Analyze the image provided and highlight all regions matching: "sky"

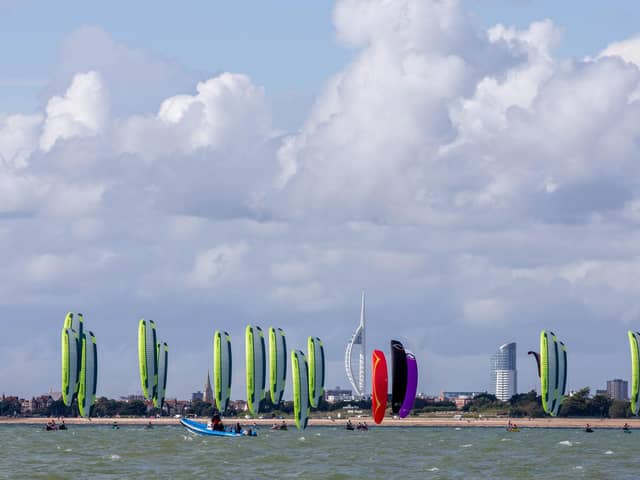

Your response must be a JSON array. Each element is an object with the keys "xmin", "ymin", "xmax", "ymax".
[{"xmin": 2, "ymin": 0, "xmax": 640, "ymax": 401}]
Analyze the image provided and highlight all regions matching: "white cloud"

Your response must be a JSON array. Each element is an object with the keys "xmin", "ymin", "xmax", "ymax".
[
  {"xmin": 40, "ymin": 71, "xmax": 109, "ymax": 151},
  {"xmin": 3, "ymin": 3, "xmax": 640, "ymax": 398},
  {"xmin": 0, "ymin": 113, "xmax": 43, "ymax": 168},
  {"xmin": 599, "ymin": 34, "xmax": 640, "ymax": 67},
  {"xmin": 117, "ymin": 73, "xmax": 269, "ymax": 160},
  {"xmin": 186, "ymin": 243, "xmax": 248, "ymax": 288}
]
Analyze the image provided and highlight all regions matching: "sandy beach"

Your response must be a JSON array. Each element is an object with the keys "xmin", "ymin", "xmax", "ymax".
[{"xmin": 2, "ymin": 416, "xmax": 637, "ymax": 429}]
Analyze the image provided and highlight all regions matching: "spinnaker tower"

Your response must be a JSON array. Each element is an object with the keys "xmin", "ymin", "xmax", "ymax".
[{"xmin": 345, "ymin": 292, "xmax": 366, "ymax": 398}]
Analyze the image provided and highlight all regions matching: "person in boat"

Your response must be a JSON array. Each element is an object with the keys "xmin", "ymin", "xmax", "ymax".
[
  {"xmin": 235, "ymin": 422, "xmax": 242, "ymax": 434},
  {"xmin": 59, "ymin": 420, "xmax": 67, "ymax": 430},
  {"xmin": 280, "ymin": 420, "xmax": 287, "ymax": 430},
  {"xmin": 112, "ymin": 421, "xmax": 119, "ymax": 429},
  {"xmin": 145, "ymin": 421, "xmax": 153, "ymax": 429},
  {"xmin": 208, "ymin": 413, "xmax": 224, "ymax": 431},
  {"xmin": 346, "ymin": 419, "xmax": 354, "ymax": 430}
]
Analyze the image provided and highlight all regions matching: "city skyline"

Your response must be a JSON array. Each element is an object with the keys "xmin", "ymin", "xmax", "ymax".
[{"xmin": 2, "ymin": 1, "xmax": 640, "ymax": 399}]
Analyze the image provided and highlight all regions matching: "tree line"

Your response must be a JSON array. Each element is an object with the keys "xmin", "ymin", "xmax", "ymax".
[{"xmin": 464, "ymin": 388, "xmax": 632, "ymax": 418}]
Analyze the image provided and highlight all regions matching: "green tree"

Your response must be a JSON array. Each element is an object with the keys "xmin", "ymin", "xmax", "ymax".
[
  {"xmin": 0, "ymin": 398, "xmax": 21, "ymax": 416},
  {"xmin": 559, "ymin": 387, "xmax": 590, "ymax": 416},
  {"xmin": 119, "ymin": 400, "xmax": 147, "ymax": 416},
  {"xmin": 609, "ymin": 400, "xmax": 631, "ymax": 418},
  {"xmin": 589, "ymin": 394, "xmax": 611, "ymax": 417}
]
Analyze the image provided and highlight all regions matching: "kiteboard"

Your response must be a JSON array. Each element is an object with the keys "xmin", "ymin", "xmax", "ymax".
[{"xmin": 179, "ymin": 418, "xmax": 256, "ymax": 437}]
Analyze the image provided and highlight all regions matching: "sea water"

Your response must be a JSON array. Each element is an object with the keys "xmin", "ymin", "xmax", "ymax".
[{"xmin": 0, "ymin": 425, "xmax": 636, "ymax": 479}]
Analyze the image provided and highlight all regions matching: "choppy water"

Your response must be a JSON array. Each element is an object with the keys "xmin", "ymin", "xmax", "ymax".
[{"xmin": 0, "ymin": 424, "xmax": 637, "ymax": 479}]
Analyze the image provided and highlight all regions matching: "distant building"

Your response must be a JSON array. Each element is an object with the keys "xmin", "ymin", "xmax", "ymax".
[
  {"xmin": 438, "ymin": 392, "xmax": 484, "ymax": 410},
  {"xmin": 490, "ymin": 342, "xmax": 517, "ymax": 401},
  {"xmin": 119, "ymin": 394, "xmax": 145, "ymax": 402},
  {"xmin": 20, "ymin": 399, "xmax": 32, "ymax": 413},
  {"xmin": 203, "ymin": 371, "xmax": 213, "ymax": 404},
  {"xmin": 192, "ymin": 391, "xmax": 203, "ymax": 402},
  {"xmin": 607, "ymin": 379, "xmax": 628, "ymax": 401},
  {"xmin": 324, "ymin": 387, "xmax": 353, "ymax": 403},
  {"xmin": 229, "ymin": 399, "xmax": 247, "ymax": 411},
  {"xmin": 595, "ymin": 389, "xmax": 608, "ymax": 397},
  {"xmin": 439, "ymin": 391, "xmax": 485, "ymax": 401}
]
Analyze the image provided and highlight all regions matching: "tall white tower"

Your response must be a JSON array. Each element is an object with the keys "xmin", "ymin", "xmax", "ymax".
[
  {"xmin": 345, "ymin": 292, "xmax": 366, "ymax": 398},
  {"xmin": 490, "ymin": 342, "xmax": 517, "ymax": 401}
]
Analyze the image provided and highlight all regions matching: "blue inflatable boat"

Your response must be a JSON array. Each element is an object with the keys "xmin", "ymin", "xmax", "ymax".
[{"xmin": 179, "ymin": 418, "xmax": 256, "ymax": 437}]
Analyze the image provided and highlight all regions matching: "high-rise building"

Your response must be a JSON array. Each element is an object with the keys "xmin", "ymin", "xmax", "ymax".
[
  {"xmin": 203, "ymin": 371, "xmax": 213, "ymax": 403},
  {"xmin": 490, "ymin": 342, "xmax": 517, "ymax": 401},
  {"xmin": 345, "ymin": 292, "xmax": 366, "ymax": 398},
  {"xmin": 191, "ymin": 391, "xmax": 203, "ymax": 402},
  {"xmin": 606, "ymin": 379, "xmax": 628, "ymax": 400}
]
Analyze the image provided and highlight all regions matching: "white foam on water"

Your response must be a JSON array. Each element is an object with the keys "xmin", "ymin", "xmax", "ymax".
[
  {"xmin": 182, "ymin": 435, "xmax": 193, "ymax": 441},
  {"xmin": 427, "ymin": 467, "xmax": 439, "ymax": 472},
  {"xmin": 454, "ymin": 427, "xmax": 461, "ymax": 431},
  {"xmin": 604, "ymin": 451, "xmax": 614, "ymax": 455},
  {"xmin": 316, "ymin": 433, "xmax": 321, "ymax": 436},
  {"xmin": 574, "ymin": 466, "xmax": 583, "ymax": 470},
  {"xmin": 299, "ymin": 437, "xmax": 306, "ymax": 441},
  {"xmin": 65, "ymin": 448, "xmax": 72, "ymax": 452},
  {"xmin": 500, "ymin": 438, "xmax": 510, "ymax": 442},
  {"xmin": 460, "ymin": 444, "xmax": 472, "ymax": 448},
  {"xmin": 110, "ymin": 455, "xmax": 121, "ymax": 460},
  {"xmin": 558, "ymin": 440, "xmax": 572, "ymax": 446}
]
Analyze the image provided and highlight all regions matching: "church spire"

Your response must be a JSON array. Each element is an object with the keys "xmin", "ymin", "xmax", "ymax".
[{"xmin": 203, "ymin": 370, "xmax": 213, "ymax": 403}]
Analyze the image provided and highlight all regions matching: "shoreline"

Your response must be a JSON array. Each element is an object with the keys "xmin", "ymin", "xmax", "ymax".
[{"xmin": 2, "ymin": 416, "xmax": 637, "ymax": 429}]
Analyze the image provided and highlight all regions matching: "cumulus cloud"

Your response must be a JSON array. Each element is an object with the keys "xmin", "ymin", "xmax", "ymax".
[
  {"xmin": 117, "ymin": 73, "xmax": 269, "ymax": 160},
  {"xmin": 40, "ymin": 71, "xmax": 109, "ymax": 152},
  {"xmin": 3, "ymin": 2, "xmax": 640, "ymax": 398},
  {"xmin": 599, "ymin": 34, "xmax": 640, "ymax": 66}
]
